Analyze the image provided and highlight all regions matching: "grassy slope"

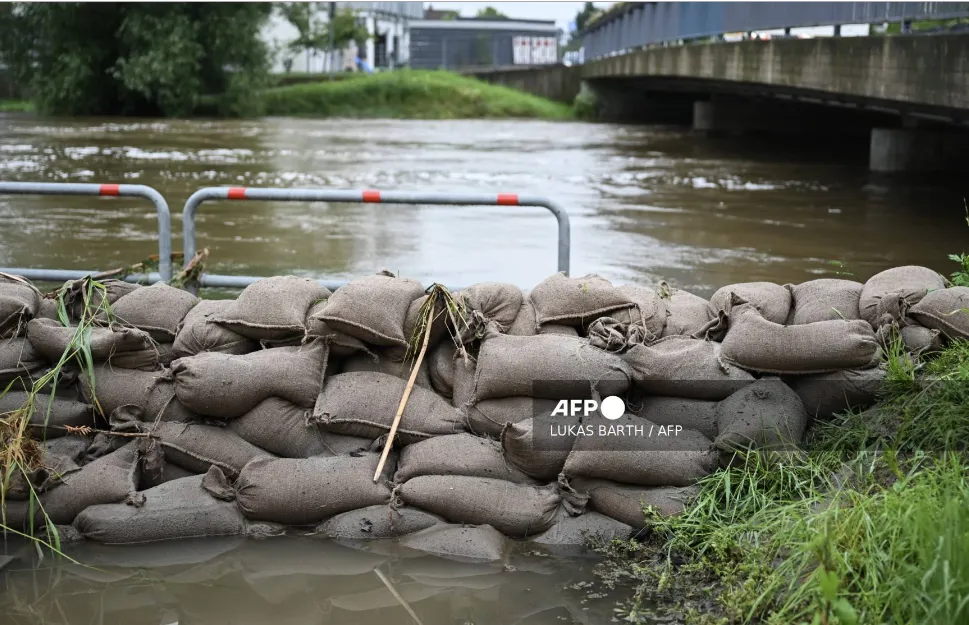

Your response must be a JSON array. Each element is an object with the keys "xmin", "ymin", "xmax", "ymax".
[
  {"xmin": 0, "ymin": 100, "xmax": 32, "ymax": 113},
  {"xmin": 262, "ymin": 70, "xmax": 574, "ymax": 120}
]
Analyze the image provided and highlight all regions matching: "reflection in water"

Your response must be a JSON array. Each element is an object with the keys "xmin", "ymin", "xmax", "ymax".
[{"xmin": 1, "ymin": 114, "xmax": 967, "ymax": 296}]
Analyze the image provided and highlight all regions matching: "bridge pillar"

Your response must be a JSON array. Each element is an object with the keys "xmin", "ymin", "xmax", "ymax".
[
  {"xmin": 693, "ymin": 99, "xmax": 797, "ymax": 135},
  {"xmin": 869, "ymin": 128, "xmax": 969, "ymax": 173}
]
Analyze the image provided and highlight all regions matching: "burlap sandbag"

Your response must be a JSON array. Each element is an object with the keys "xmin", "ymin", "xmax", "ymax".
[
  {"xmin": 501, "ymin": 412, "xmax": 582, "ymax": 482},
  {"xmin": 529, "ymin": 510, "xmax": 632, "ymax": 548},
  {"xmin": 311, "ymin": 273, "xmax": 424, "ymax": 348},
  {"xmin": 4, "ymin": 446, "xmax": 79, "ymax": 500},
  {"xmin": 236, "ymin": 454, "xmax": 392, "ymax": 525},
  {"xmin": 875, "ymin": 322, "xmax": 943, "ymax": 355},
  {"xmin": 341, "ymin": 348, "xmax": 432, "ymax": 390},
  {"xmin": 506, "ymin": 293, "xmax": 538, "ymax": 336},
  {"xmin": 61, "ymin": 278, "xmax": 139, "ymax": 322},
  {"xmin": 141, "ymin": 461, "xmax": 198, "ymax": 490},
  {"xmin": 106, "ymin": 283, "xmax": 199, "ymax": 342},
  {"xmin": 530, "ymin": 273, "xmax": 635, "ymax": 327},
  {"xmin": 0, "ymin": 391, "xmax": 94, "ymax": 439},
  {"xmin": 228, "ymin": 397, "xmax": 328, "ymax": 458},
  {"xmin": 80, "ymin": 363, "xmax": 196, "ymax": 422},
  {"xmin": 304, "ymin": 301, "xmax": 371, "ymax": 358},
  {"xmin": 314, "ymin": 372, "xmax": 465, "ymax": 443},
  {"xmin": 172, "ymin": 339, "xmax": 327, "ymax": 419},
  {"xmin": 859, "ymin": 265, "xmax": 944, "ymax": 326},
  {"xmin": 709, "ymin": 281, "xmax": 791, "ymax": 325},
  {"xmin": 0, "ymin": 337, "xmax": 46, "ymax": 387},
  {"xmin": 623, "ymin": 337, "xmax": 754, "ymax": 401},
  {"xmin": 399, "ymin": 523, "xmax": 510, "ymax": 562},
  {"xmin": 714, "ymin": 379, "xmax": 808, "ymax": 452},
  {"xmin": 608, "ymin": 284, "xmax": 667, "ymax": 340},
  {"xmin": 396, "ymin": 475, "xmax": 561, "ymax": 537},
  {"xmin": 720, "ymin": 304, "xmax": 879, "ymax": 374},
  {"xmin": 632, "ymin": 396, "xmax": 718, "ymax": 439},
  {"xmin": 0, "ymin": 274, "xmax": 41, "ymax": 338},
  {"xmin": 788, "ymin": 279, "xmax": 863, "ymax": 324},
  {"xmin": 451, "ymin": 350, "xmax": 476, "ymax": 408},
  {"xmin": 658, "ymin": 284, "xmax": 716, "ymax": 338},
  {"xmin": 473, "ymin": 332, "xmax": 632, "ymax": 401},
  {"xmin": 451, "ymin": 282, "xmax": 523, "ymax": 341},
  {"xmin": 212, "ymin": 276, "xmax": 330, "ymax": 341},
  {"xmin": 145, "ymin": 420, "xmax": 274, "ymax": 479},
  {"xmin": 35, "ymin": 297, "xmax": 60, "ymax": 321},
  {"xmin": 428, "ymin": 341, "xmax": 456, "ymax": 398},
  {"xmin": 569, "ymin": 477, "xmax": 698, "ymax": 527},
  {"xmin": 395, "ymin": 433, "xmax": 536, "ymax": 484},
  {"xmin": 75, "ymin": 468, "xmax": 245, "ymax": 544},
  {"xmin": 540, "ymin": 324, "xmax": 579, "ymax": 336},
  {"xmin": 563, "ymin": 414, "xmax": 717, "ymax": 487},
  {"xmin": 27, "ymin": 318, "xmax": 158, "ymax": 370},
  {"xmin": 172, "ymin": 299, "xmax": 258, "ymax": 358},
  {"xmin": 785, "ymin": 365, "xmax": 885, "ymax": 422},
  {"xmin": 314, "ymin": 505, "xmax": 443, "ymax": 540},
  {"xmin": 464, "ymin": 397, "xmax": 558, "ymax": 438},
  {"xmin": 909, "ymin": 286, "xmax": 969, "ymax": 341},
  {"xmin": 43, "ymin": 435, "xmax": 93, "ymax": 463}
]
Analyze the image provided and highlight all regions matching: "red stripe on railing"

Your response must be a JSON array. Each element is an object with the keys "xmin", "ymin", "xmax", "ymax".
[
  {"xmin": 362, "ymin": 190, "xmax": 381, "ymax": 203},
  {"xmin": 497, "ymin": 194, "xmax": 519, "ymax": 206},
  {"xmin": 227, "ymin": 187, "xmax": 247, "ymax": 200},
  {"xmin": 99, "ymin": 184, "xmax": 120, "ymax": 196}
]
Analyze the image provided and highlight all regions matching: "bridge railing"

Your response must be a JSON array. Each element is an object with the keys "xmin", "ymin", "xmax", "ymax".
[{"xmin": 581, "ymin": 2, "xmax": 969, "ymax": 61}]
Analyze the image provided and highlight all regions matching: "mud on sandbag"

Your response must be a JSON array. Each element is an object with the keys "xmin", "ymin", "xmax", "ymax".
[
  {"xmin": 235, "ymin": 453, "xmax": 393, "ymax": 525},
  {"xmin": 104, "ymin": 282, "xmax": 199, "ymax": 342},
  {"xmin": 311, "ymin": 272, "xmax": 424, "ymax": 348},
  {"xmin": 0, "ymin": 391, "xmax": 94, "ymax": 439},
  {"xmin": 228, "ymin": 397, "xmax": 330, "ymax": 458},
  {"xmin": 463, "ymin": 396, "xmax": 558, "ymax": 438},
  {"xmin": 709, "ymin": 281, "xmax": 792, "ymax": 325},
  {"xmin": 568, "ymin": 477, "xmax": 699, "ymax": 528},
  {"xmin": 314, "ymin": 504, "xmax": 443, "ymax": 541},
  {"xmin": 658, "ymin": 283, "xmax": 716, "ymax": 338},
  {"xmin": 909, "ymin": 286, "xmax": 969, "ymax": 341},
  {"xmin": 172, "ymin": 299, "xmax": 258, "ymax": 358},
  {"xmin": 788, "ymin": 279, "xmax": 863, "ymax": 324},
  {"xmin": 0, "ymin": 273, "xmax": 41, "ymax": 338},
  {"xmin": 172, "ymin": 338, "xmax": 327, "ymax": 419},
  {"xmin": 0, "ymin": 337, "xmax": 46, "ymax": 387},
  {"xmin": 859, "ymin": 265, "xmax": 945, "ymax": 327},
  {"xmin": 714, "ymin": 379, "xmax": 808, "ymax": 453},
  {"xmin": 501, "ymin": 412, "xmax": 582, "ymax": 482},
  {"xmin": 212, "ymin": 276, "xmax": 330, "ymax": 341},
  {"xmin": 340, "ymin": 348, "xmax": 432, "ymax": 390},
  {"xmin": 314, "ymin": 372, "xmax": 465, "ymax": 443},
  {"xmin": 27, "ymin": 318, "xmax": 159, "ymax": 371},
  {"xmin": 630, "ymin": 396, "xmax": 718, "ymax": 440},
  {"xmin": 623, "ymin": 336, "xmax": 754, "ymax": 401},
  {"xmin": 398, "ymin": 524, "xmax": 510, "ymax": 562},
  {"xmin": 396, "ymin": 475, "xmax": 562, "ymax": 537},
  {"xmin": 720, "ymin": 303, "xmax": 879, "ymax": 374},
  {"xmin": 529, "ymin": 273, "xmax": 635, "ymax": 328},
  {"xmin": 395, "ymin": 433, "xmax": 536, "ymax": 484},
  {"xmin": 80, "ymin": 363, "xmax": 196, "ymax": 422},
  {"xmin": 784, "ymin": 365, "xmax": 885, "ymax": 422},
  {"xmin": 529, "ymin": 510, "xmax": 633, "ymax": 548}
]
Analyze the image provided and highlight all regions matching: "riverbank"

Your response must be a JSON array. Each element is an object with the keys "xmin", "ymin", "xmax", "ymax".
[{"xmin": 0, "ymin": 100, "xmax": 32, "ymax": 113}]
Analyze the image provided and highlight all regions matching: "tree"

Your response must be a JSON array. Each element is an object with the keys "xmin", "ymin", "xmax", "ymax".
[
  {"xmin": 326, "ymin": 7, "xmax": 370, "ymax": 50},
  {"xmin": 475, "ymin": 7, "xmax": 507, "ymax": 19},
  {"xmin": 564, "ymin": 2, "xmax": 600, "ymax": 52},
  {"xmin": 279, "ymin": 2, "xmax": 327, "ymax": 71}
]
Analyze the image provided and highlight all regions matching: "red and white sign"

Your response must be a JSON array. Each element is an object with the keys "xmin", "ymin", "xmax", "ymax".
[{"xmin": 512, "ymin": 36, "xmax": 557, "ymax": 65}]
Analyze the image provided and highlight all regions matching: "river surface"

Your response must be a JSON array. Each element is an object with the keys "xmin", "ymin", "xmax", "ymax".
[{"xmin": 1, "ymin": 114, "xmax": 967, "ymax": 296}]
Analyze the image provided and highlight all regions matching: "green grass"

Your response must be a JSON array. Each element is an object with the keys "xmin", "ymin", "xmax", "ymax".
[
  {"xmin": 262, "ymin": 70, "xmax": 574, "ymax": 120},
  {"xmin": 0, "ymin": 100, "xmax": 32, "ymax": 113}
]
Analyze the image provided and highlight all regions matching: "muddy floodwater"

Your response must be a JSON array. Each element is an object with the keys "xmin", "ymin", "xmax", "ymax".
[{"xmin": 1, "ymin": 114, "xmax": 967, "ymax": 295}]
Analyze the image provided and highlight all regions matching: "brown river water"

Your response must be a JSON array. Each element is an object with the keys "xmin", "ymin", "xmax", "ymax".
[{"xmin": 1, "ymin": 113, "xmax": 967, "ymax": 624}]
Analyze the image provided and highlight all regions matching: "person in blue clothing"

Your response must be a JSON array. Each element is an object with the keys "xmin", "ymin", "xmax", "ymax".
[{"xmin": 355, "ymin": 56, "xmax": 374, "ymax": 73}]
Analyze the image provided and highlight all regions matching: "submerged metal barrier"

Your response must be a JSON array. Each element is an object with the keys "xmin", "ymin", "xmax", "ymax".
[
  {"xmin": 0, "ymin": 182, "xmax": 173, "ymax": 282},
  {"xmin": 182, "ymin": 186, "xmax": 571, "ymax": 289}
]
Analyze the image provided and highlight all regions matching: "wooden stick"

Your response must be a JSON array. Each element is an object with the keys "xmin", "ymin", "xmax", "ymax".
[
  {"xmin": 374, "ymin": 568, "xmax": 425, "ymax": 625},
  {"xmin": 373, "ymin": 291, "xmax": 436, "ymax": 482}
]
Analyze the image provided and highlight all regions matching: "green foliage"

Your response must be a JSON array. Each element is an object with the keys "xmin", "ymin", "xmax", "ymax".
[
  {"xmin": 948, "ymin": 254, "xmax": 969, "ymax": 287},
  {"xmin": 476, "ymin": 7, "xmax": 508, "ymax": 19},
  {"xmin": 573, "ymin": 87, "xmax": 597, "ymax": 120},
  {"xmin": 0, "ymin": 3, "xmax": 272, "ymax": 117},
  {"xmin": 0, "ymin": 100, "xmax": 32, "ymax": 112},
  {"xmin": 574, "ymin": 2, "xmax": 599, "ymax": 32}
]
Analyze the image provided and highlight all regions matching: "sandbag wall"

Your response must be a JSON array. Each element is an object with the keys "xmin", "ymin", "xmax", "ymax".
[{"xmin": 1, "ymin": 266, "xmax": 963, "ymax": 550}]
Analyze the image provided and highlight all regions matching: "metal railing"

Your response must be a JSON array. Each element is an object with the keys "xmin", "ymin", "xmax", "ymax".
[
  {"xmin": 182, "ymin": 186, "xmax": 571, "ymax": 289},
  {"xmin": 581, "ymin": 2, "xmax": 969, "ymax": 60},
  {"xmin": 0, "ymin": 182, "xmax": 173, "ymax": 283}
]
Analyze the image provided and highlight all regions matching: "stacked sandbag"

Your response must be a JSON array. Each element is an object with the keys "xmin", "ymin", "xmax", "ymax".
[
  {"xmin": 658, "ymin": 282, "xmax": 716, "ymax": 338},
  {"xmin": 0, "ymin": 391, "xmax": 94, "ymax": 439},
  {"xmin": 568, "ymin": 478, "xmax": 699, "ymax": 528},
  {"xmin": 104, "ymin": 282, "xmax": 199, "ymax": 342},
  {"xmin": 0, "ymin": 336, "xmax": 47, "ymax": 389},
  {"xmin": 623, "ymin": 336, "xmax": 754, "ymax": 401},
  {"xmin": 709, "ymin": 281, "xmax": 792, "ymax": 325},
  {"xmin": 909, "ymin": 286, "xmax": 969, "ymax": 341},
  {"xmin": 859, "ymin": 265, "xmax": 944, "ymax": 327},
  {"xmin": 27, "ymin": 318, "xmax": 160, "ymax": 371},
  {"xmin": 714, "ymin": 379, "xmax": 808, "ymax": 453},
  {"xmin": 212, "ymin": 275, "xmax": 330, "ymax": 341},
  {"xmin": 788, "ymin": 279, "xmax": 863, "ymax": 324},
  {"xmin": 60, "ymin": 278, "xmax": 139, "ymax": 322},
  {"xmin": 172, "ymin": 299, "xmax": 258, "ymax": 357},
  {"xmin": 529, "ymin": 273, "xmax": 636, "ymax": 329},
  {"xmin": 0, "ymin": 273, "xmax": 41, "ymax": 338}
]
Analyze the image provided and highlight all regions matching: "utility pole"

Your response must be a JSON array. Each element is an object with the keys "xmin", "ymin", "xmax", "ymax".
[{"xmin": 328, "ymin": 2, "xmax": 336, "ymax": 79}]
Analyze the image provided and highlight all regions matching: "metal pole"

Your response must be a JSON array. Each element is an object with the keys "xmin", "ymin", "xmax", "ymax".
[{"xmin": 328, "ymin": 2, "xmax": 336, "ymax": 79}]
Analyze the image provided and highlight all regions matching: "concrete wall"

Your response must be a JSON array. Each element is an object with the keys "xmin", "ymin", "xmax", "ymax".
[{"xmin": 463, "ymin": 65, "xmax": 582, "ymax": 104}]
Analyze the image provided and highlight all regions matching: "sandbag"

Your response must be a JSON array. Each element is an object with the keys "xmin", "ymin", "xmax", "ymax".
[
  {"xmin": 473, "ymin": 332, "xmax": 632, "ymax": 401},
  {"xmin": 788, "ymin": 279, "xmax": 863, "ymax": 324},
  {"xmin": 314, "ymin": 505, "xmax": 442, "ymax": 540},
  {"xmin": 540, "ymin": 324, "xmax": 579, "ymax": 336},
  {"xmin": 142, "ymin": 419, "xmax": 274, "ymax": 479},
  {"xmin": 341, "ymin": 348, "xmax": 432, "ymax": 390},
  {"xmin": 304, "ymin": 301, "xmax": 371, "ymax": 358},
  {"xmin": 75, "ymin": 468, "xmax": 245, "ymax": 544},
  {"xmin": 909, "ymin": 286, "xmax": 969, "ymax": 341},
  {"xmin": 61, "ymin": 278, "xmax": 139, "ymax": 322},
  {"xmin": 721, "ymin": 304, "xmax": 879, "ymax": 374},
  {"xmin": 43, "ymin": 435, "xmax": 93, "ymax": 463},
  {"xmin": 80, "ymin": 363, "xmax": 196, "ymax": 422},
  {"xmin": 464, "ymin": 397, "xmax": 559, "ymax": 438},
  {"xmin": 451, "ymin": 351, "xmax": 476, "ymax": 408},
  {"xmin": 27, "ymin": 318, "xmax": 158, "ymax": 370},
  {"xmin": 569, "ymin": 477, "xmax": 698, "ymax": 527},
  {"xmin": 35, "ymin": 297, "xmax": 60, "ymax": 321},
  {"xmin": 875, "ymin": 323, "xmax": 943, "ymax": 355},
  {"xmin": 785, "ymin": 366, "xmax": 886, "ymax": 422},
  {"xmin": 107, "ymin": 283, "xmax": 199, "ymax": 342},
  {"xmin": 714, "ymin": 379, "xmax": 808, "ymax": 452},
  {"xmin": 228, "ymin": 397, "xmax": 328, "ymax": 458},
  {"xmin": 395, "ymin": 433, "xmax": 536, "ymax": 484},
  {"xmin": 212, "ymin": 276, "xmax": 330, "ymax": 341},
  {"xmin": 0, "ymin": 391, "xmax": 94, "ymax": 439},
  {"xmin": 501, "ymin": 412, "xmax": 582, "ymax": 482},
  {"xmin": 0, "ymin": 274, "xmax": 41, "ymax": 338},
  {"xmin": 632, "ymin": 396, "xmax": 718, "ymax": 440},
  {"xmin": 658, "ymin": 285, "xmax": 715, "ymax": 338},
  {"xmin": 397, "ymin": 475, "xmax": 561, "ymax": 537},
  {"xmin": 859, "ymin": 265, "xmax": 944, "ymax": 326},
  {"xmin": 314, "ymin": 372, "xmax": 465, "ymax": 443},
  {"xmin": 452, "ymin": 282, "xmax": 523, "ymax": 341},
  {"xmin": 623, "ymin": 337, "xmax": 754, "ymax": 401},
  {"xmin": 529, "ymin": 273, "xmax": 634, "ymax": 327},
  {"xmin": 506, "ymin": 294, "xmax": 538, "ymax": 336},
  {"xmin": 529, "ymin": 511, "xmax": 632, "ymax": 548},
  {"xmin": 4, "ymin": 447, "xmax": 79, "ymax": 500},
  {"xmin": 0, "ymin": 337, "xmax": 46, "ymax": 387},
  {"xmin": 172, "ymin": 299, "xmax": 258, "ymax": 357},
  {"xmin": 563, "ymin": 414, "xmax": 717, "ymax": 487},
  {"xmin": 172, "ymin": 339, "xmax": 327, "ymax": 419},
  {"xmin": 318, "ymin": 430, "xmax": 375, "ymax": 455},
  {"xmin": 608, "ymin": 284, "xmax": 667, "ymax": 340},
  {"xmin": 709, "ymin": 281, "xmax": 791, "ymax": 324},
  {"xmin": 428, "ymin": 341, "xmax": 456, "ymax": 398},
  {"xmin": 399, "ymin": 524, "xmax": 510, "ymax": 562},
  {"xmin": 311, "ymin": 273, "xmax": 424, "ymax": 347},
  {"xmin": 141, "ymin": 461, "xmax": 198, "ymax": 489},
  {"xmin": 236, "ymin": 454, "xmax": 392, "ymax": 525}
]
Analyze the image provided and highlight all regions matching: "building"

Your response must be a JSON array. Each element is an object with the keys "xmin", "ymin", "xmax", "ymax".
[{"xmin": 408, "ymin": 16, "xmax": 560, "ymax": 70}]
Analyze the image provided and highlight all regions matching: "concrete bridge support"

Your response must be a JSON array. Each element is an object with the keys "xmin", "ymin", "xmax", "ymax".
[{"xmin": 869, "ymin": 128, "xmax": 969, "ymax": 173}]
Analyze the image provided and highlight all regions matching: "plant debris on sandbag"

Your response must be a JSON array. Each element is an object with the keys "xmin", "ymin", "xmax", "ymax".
[
  {"xmin": 0, "ymin": 391, "xmax": 94, "ymax": 439},
  {"xmin": 211, "ymin": 275, "xmax": 331, "ymax": 341},
  {"xmin": 528, "ymin": 510, "xmax": 633, "ymax": 549},
  {"xmin": 27, "ymin": 318, "xmax": 159, "ymax": 371},
  {"xmin": 395, "ymin": 475, "xmax": 562, "ymax": 537},
  {"xmin": 606, "ymin": 284, "xmax": 668, "ymax": 341},
  {"xmin": 709, "ymin": 281, "xmax": 792, "ymax": 325},
  {"xmin": 0, "ymin": 337, "xmax": 46, "ymax": 388},
  {"xmin": 463, "ymin": 396, "xmax": 559, "ymax": 438},
  {"xmin": 859, "ymin": 265, "xmax": 945, "ymax": 327},
  {"xmin": 172, "ymin": 338, "xmax": 327, "ymax": 419},
  {"xmin": 720, "ymin": 303, "xmax": 880, "ymax": 374},
  {"xmin": 784, "ymin": 365, "xmax": 886, "ymax": 422},
  {"xmin": 909, "ymin": 286, "xmax": 969, "ymax": 341},
  {"xmin": 630, "ymin": 396, "xmax": 718, "ymax": 440},
  {"xmin": 530, "ymin": 273, "xmax": 635, "ymax": 328},
  {"xmin": 506, "ymin": 292, "xmax": 538, "ymax": 336},
  {"xmin": 60, "ymin": 278, "xmax": 139, "ymax": 323},
  {"xmin": 80, "ymin": 363, "xmax": 196, "ymax": 422},
  {"xmin": 313, "ymin": 504, "xmax": 443, "ymax": 540},
  {"xmin": 310, "ymin": 272, "xmax": 424, "ymax": 348},
  {"xmin": 227, "ymin": 397, "xmax": 330, "ymax": 458},
  {"xmin": 788, "ymin": 279, "xmax": 863, "ymax": 324},
  {"xmin": 172, "ymin": 300, "xmax": 259, "ymax": 358},
  {"xmin": 0, "ymin": 273, "xmax": 41, "ymax": 338},
  {"xmin": 449, "ymin": 282, "xmax": 523, "ymax": 342},
  {"xmin": 314, "ymin": 372, "xmax": 466, "ymax": 443},
  {"xmin": 567, "ymin": 477, "xmax": 699, "ymax": 528},
  {"xmin": 472, "ymin": 331, "xmax": 633, "ymax": 402},
  {"xmin": 103, "ymin": 282, "xmax": 199, "ymax": 342},
  {"xmin": 395, "ymin": 433, "xmax": 537, "ymax": 484},
  {"xmin": 563, "ymin": 414, "xmax": 717, "ymax": 487},
  {"xmin": 398, "ymin": 523, "xmax": 510, "ymax": 562},
  {"xmin": 340, "ymin": 348, "xmax": 433, "ymax": 390},
  {"xmin": 714, "ymin": 379, "xmax": 808, "ymax": 453},
  {"xmin": 235, "ymin": 453, "xmax": 393, "ymax": 525},
  {"xmin": 501, "ymin": 411, "xmax": 582, "ymax": 482},
  {"xmin": 74, "ymin": 467, "xmax": 247, "ymax": 544},
  {"xmin": 623, "ymin": 336, "xmax": 754, "ymax": 401}
]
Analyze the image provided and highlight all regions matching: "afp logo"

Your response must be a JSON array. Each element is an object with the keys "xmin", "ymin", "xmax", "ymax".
[{"xmin": 550, "ymin": 396, "xmax": 626, "ymax": 420}]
